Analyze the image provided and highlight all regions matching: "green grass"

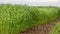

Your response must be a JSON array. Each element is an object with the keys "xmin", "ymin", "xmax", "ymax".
[
  {"xmin": 0, "ymin": 4, "xmax": 60, "ymax": 34},
  {"xmin": 37, "ymin": 7, "xmax": 59, "ymax": 23},
  {"xmin": 50, "ymin": 22, "xmax": 60, "ymax": 34},
  {"xmin": 57, "ymin": 8, "xmax": 60, "ymax": 17}
]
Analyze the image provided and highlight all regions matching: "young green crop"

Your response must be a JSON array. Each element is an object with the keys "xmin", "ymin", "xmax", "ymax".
[
  {"xmin": 0, "ymin": 4, "xmax": 59, "ymax": 34},
  {"xmin": 50, "ymin": 22, "xmax": 60, "ymax": 34},
  {"xmin": 57, "ymin": 8, "xmax": 60, "ymax": 17},
  {"xmin": 36, "ymin": 7, "xmax": 59, "ymax": 24}
]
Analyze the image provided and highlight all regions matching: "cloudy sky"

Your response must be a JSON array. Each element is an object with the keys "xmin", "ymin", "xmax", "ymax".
[{"xmin": 0, "ymin": 0, "xmax": 60, "ymax": 6}]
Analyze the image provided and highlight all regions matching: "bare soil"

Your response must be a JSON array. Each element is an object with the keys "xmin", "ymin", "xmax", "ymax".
[{"xmin": 20, "ymin": 17, "xmax": 60, "ymax": 34}]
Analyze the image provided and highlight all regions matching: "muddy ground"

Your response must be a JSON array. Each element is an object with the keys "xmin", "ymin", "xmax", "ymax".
[{"xmin": 20, "ymin": 17, "xmax": 60, "ymax": 34}]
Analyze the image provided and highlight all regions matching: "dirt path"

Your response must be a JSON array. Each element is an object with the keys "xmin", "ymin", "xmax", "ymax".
[{"xmin": 20, "ymin": 17, "xmax": 60, "ymax": 34}]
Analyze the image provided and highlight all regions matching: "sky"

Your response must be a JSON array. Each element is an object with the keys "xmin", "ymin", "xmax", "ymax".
[{"xmin": 0, "ymin": 0, "xmax": 60, "ymax": 6}]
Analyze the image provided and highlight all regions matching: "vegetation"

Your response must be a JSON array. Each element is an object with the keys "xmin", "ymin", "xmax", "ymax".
[
  {"xmin": 0, "ymin": 4, "xmax": 59, "ymax": 34},
  {"xmin": 50, "ymin": 22, "xmax": 60, "ymax": 34}
]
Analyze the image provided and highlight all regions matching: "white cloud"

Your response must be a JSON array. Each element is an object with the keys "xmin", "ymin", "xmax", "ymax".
[
  {"xmin": 0, "ymin": 0, "xmax": 60, "ymax": 6},
  {"xmin": 25, "ymin": 0, "xmax": 57, "ymax": 2}
]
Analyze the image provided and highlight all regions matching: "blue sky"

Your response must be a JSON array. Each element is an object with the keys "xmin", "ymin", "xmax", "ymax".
[{"xmin": 0, "ymin": 0, "xmax": 60, "ymax": 6}]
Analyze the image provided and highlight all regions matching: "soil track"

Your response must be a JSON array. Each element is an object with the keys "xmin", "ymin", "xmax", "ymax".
[{"xmin": 20, "ymin": 17, "xmax": 60, "ymax": 34}]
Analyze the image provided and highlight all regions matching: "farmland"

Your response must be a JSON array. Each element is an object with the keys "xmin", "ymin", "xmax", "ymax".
[
  {"xmin": 0, "ymin": 4, "xmax": 60, "ymax": 34},
  {"xmin": 50, "ymin": 22, "xmax": 60, "ymax": 34}
]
